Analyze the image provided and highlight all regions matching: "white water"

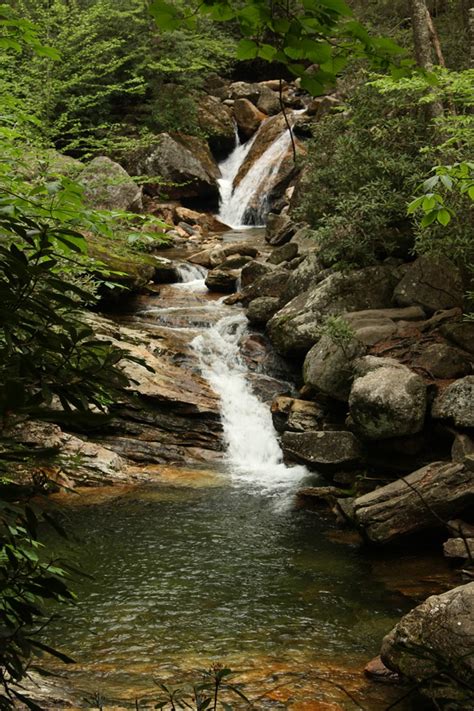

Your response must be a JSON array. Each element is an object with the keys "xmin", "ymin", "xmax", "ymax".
[
  {"xmin": 191, "ymin": 300, "xmax": 308, "ymax": 493},
  {"xmin": 175, "ymin": 262, "xmax": 208, "ymax": 292},
  {"xmin": 217, "ymin": 124, "xmax": 292, "ymax": 229}
]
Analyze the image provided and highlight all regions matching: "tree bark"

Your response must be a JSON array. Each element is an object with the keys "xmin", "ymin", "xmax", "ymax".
[{"xmin": 410, "ymin": 0, "xmax": 443, "ymax": 119}]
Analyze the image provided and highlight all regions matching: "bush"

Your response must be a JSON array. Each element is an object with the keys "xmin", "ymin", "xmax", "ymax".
[{"xmin": 295, "ymin": 78, "xmax": 431, "ymax": 267}]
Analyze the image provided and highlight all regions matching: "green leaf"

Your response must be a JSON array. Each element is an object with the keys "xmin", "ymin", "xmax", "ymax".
[
  {"xmin": 437, "ymin": 208, "xmax": 451, "ymax": 226},
  {"xmin": 236, "ymin": 39, "xmax": 258, "ymax": 60},
  {"xmin": 300, "ymin": 75, "xmax": 325, "ymax": 96},
  {"xmin": 258, "ymin": 44, "xmax": 277, "ymax": 61},
  {"xmin": 420, "ymin": 210, "xmax": 438, "ymax": 227}
]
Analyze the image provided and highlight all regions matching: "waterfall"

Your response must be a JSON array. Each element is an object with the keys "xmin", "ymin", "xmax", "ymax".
[
  {"xmin": 217, "ymin": 124, "xmax": 292, "ymax": 229},
  {"xmin": 192, "ymin": 310, "xmax": 307, "ymax": 492},
  {"xmin": 175, "ymin": 262, "xmax": 208, "ymax": 292}
]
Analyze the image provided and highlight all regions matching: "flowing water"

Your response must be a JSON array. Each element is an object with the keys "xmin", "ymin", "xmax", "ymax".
[
  {"xmin": 40, "ymin": 275, "xmax": 453, "ymax": 708},
  {"xmin": 217, "ymin": 123, "xmax": 292, "ymax": 228},
  {"xmin": 37, "ymin": 136, "xmax": 453, "ymax": 708}
]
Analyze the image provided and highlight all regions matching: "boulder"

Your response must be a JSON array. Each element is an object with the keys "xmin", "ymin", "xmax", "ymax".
[
  {"xmin": 197, "ymin": 94, "xmax": 235, "ymax": 158},
  {"xmin": 393, "ymin": 255, "xmax": 464, "ymax": 314},
  {"xmin": 247, "ymin": 296, "xmax": 281, "ymax": 326},
  {"xmin": 303, "ymin": 334, "xmax": 367, "ymax": 402},
  {"xmin": 174, "ymin": 206, "xmax": 229, "ymax": 233},
  {"xmin": 240, "ymin": 269, "xmax": 290, "ymax": 305},
  {"xmin": 441, "ymin": 320, "xmax": 474, "ymax": 355},
  {"xmin": 151, "ymin": 257, "xmax": 180, "ymax": 284},
  {"xmin": 381, "ymin": 583, "xmax": 474, "ymax": 707},
  {"xmin": 282, "ymin": 430, "xmax": 363, "ymax": 471},
  {"xmin": 348, "ymin": 359, "xmax": 427, "ymax": 440},
  {"xmin": 268, "ymin": 265, "xmax": 397, "ymax": 356},
  {"xmin": 283, "ymin": 252, "xmax": 324, "ymax": 301},
  {"xmin": 208, "ymin": 242, "xmax": 259, "ymax": 268},
  {"xmin": 132, "ymin": 133, "xmax": 220, "ymax": 204},
  {"xmin": 79, "ymin": 156, "xmax": 142, "ymax": 211},
  {"xmin": 306, "ymin": 94, "xmax": 342, "ymax": 119},
  {"xmin": 452, "ymin": 434, "xmax": 474, "ymax": 464},
  {"xmin": 267, "ymin": 241, "xmax": 299, "ymax": 265},
  {"xmin": 432, "ymin": 376, "xmax": 474, "ymax": 428},
  {"xmin": 220, "ymin": 254, "xmax": 253, "ymax": 270},
  {"xmin": 228, "ymin": 81, "xmax": 261, "ymax": 103},
  {"xmin": 265, "ymin": 213, "xmax": 297, "ymax": 246},
  {"xmin": 271, "ymin": 396, "xmax": 325, "ymax": 433},
  {"xmin": 443, "ymin": 538, "xmax": 474, "ymax": 560},
  {"xmin": 234, "ymin": 98, "xmax": 267, "ymax": 140},
  {"xmin": 415, "ymin": 342, "xmax": 472, "ymax": 379},
  {"xmin": 256, "ymin": 86, "xmax": 281, "ymax": 115},
  {"xmin": 241, "ymin": 260, "xmax": 274, "ymax": 288},
  {"xmin": 346, "ymin": 461, "xmax": 474, "ymax": 544},
  {"xmin": 205, "ymin": 267, "xmax": 240, "ymax": 293}
]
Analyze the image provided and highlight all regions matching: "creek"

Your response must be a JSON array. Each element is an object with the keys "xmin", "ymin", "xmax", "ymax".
[{"xmin": 39, "ymin": 130, "xmax": 452, "ymax": 709}]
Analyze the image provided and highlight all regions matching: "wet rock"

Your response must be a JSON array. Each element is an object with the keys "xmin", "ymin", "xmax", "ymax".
[
  {"xmin": 221, "ymin": 254, "xmax": 253, "ymax": 270},
  {"xmin": 393, "ymin": 255, "xmax": 464, "ymax": 314},
  {"xmin": 209, "ymin": 242, "xmax": 260, "ymax": 268},
  {"xmin": 349, "ymin": 359, "xmax": 427, "ymax": 440},
  {"xmin": 282, "ymin": 430, "xmax": 363, "ymax": 471},
  {"xmin": 432, "ymin": 376, "xmax": 474, "ymax": 428},
  {"xmin": 267, "ymin": 241, "xmax": 299, "ymax": 264},
  {"xmin": 443, "ymin": 538, "xmax": 474, "ymax": 560},
  {"xmin": 268, "ymin": 265, "xmax": 397, "ymax": 356},
  {"xmin": 151, "ymin": 256, "xmax": 180, "ymax": 284},
  {"xmin": 234, "ymin": 113, "xmax": 288, "ymax": 189},
  {"xmin": 247, "ymin": 296, "xmax": 281, "ymax": 325},
  {"xmin": 197, "ymin": 94, "xmax": 235, "ymax": 158},
  {"xmin": 234, "ymin": 98, "xmax": 267, "ymax": 140},
  {"xmin": 205, "ymin": 267, "xmax": 240, "ymax": 293},
  {"xmin": 364, "ymin": 656, "xmax": 401, "ymax": 684},
  {"xmin": 303, "ymin": 334, "xmax": 367, "ymax": 402},
  {"xmin": 256, "ymin": 85, "xmax": 281, "ymax": 115},
  {"xmin": 79, "ymin": 156, "xmax": 142, "ymax": 211},
  {"xmin": 297, "ymin": 486, "xmax": 349, "ymax": 509},
  {"xmin": 174, "ymin": 206, "xmax": 229, "ymax": 233},
  {"xmin": 132, "ymin": 133, "xmax": 220, "ymax": 203},
  {"xmin": 241, "ymin": 260, "xmax": 275, "ymax": 288},
  {"xmin": 265, "ymin": 213, "xmax": 297, "ymax": 246},
  {"xmin": 346, "ymin": 461, "xmax": 474, "ymax": 544},
  {"xmin": 381, "ymin": 583, "xmax": 474, "ymax": 707}
]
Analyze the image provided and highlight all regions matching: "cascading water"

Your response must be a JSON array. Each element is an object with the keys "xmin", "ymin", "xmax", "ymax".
[
  {"xmin": 192, "ymin": 302, "xmax": 308, "ymax": 493},
  {"xmin": 218, "ymin": 122, "xmax": 292, "ymax": 229},
  {"xmin": 175, "ymin": 262, "xmax": 208, "ymax": 292}
]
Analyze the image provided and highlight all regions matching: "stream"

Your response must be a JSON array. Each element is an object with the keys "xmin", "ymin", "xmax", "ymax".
[
  {"xmin": 38, "ymin": 127, "xmax": 454, "ymax": 709},
  {"xmin": 41, "ymin": 269, "xmax": 452, "ymax": 709}
]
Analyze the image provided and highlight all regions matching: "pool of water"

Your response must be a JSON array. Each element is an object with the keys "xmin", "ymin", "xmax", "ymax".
[{"xmin": 40, "ymin": 473, "xmax": 421, "ymax": 708}]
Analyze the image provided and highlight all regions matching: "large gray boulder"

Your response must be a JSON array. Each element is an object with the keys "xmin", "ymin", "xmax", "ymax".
[
  {"xmin": 393, "ymin": 255, "xmax": 464, "ymax": 314},
  {"xmin": 303, "ymin": 334, "xmax": 366, "ymax": 402},
  {"xmin": 282, "ymin": 430, "xmax": 363, "ymax": 471},
  {"xmin": 247, "ymin": 297, "xmax": 281, "ymax": 326},
  {"xmin": 268, "ymin": 265, "xmax": 397, "ymax": 356},
  {"xmin": 133, "ymin": 133, "xmax": 220, "ymax": 203},
  {"xmin": 381, "ymin": 583, "xmax": 474, "ymax": 708},
  {"xmin": 240, "ymin": 269, "xmax": 290, "ymax": 305},
  {"xmin": 345, "ymin": 460, "xmax": 474, "ymax": 544},
  {"xmin": 265, "ymin": 213, "xmax": 296, "ymax": 246},
  {"xmin": 256, "ymin": 85, "xmax": 281, "ymax": 115},
  {"xmin": 432, "ymin": 376, "xmax": 474, "ymax": 428},
  {"xmin": 348, "ymin": 358, "xmax": 427, "ymax": 440},
  {"xmin": 283, "ymin": 252, "xmax": 325, "ymax": 302},
  {"xmin": 79, "ymin": 156, "xmax": 142, "ymax": 211}
]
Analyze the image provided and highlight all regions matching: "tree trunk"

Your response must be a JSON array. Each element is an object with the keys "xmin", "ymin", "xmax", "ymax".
[
  {"xmin": 410, "ymin": 0, "xmax": 443, "ymax": 119},
  {"xmin": 411, "ymin": 0, "xmax": 434, "ymax": 68}
]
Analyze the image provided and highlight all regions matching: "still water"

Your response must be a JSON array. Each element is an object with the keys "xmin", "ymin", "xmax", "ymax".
[{"xmin": 42, "ymin": 475, "xmax": 419, "ymax": 708}]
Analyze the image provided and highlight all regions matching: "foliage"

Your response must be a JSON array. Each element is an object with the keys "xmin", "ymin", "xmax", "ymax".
[
  {"xmin": 295, "ymin": 77, "xmax": 431, "ymax": 267},
  {"xmin": 6, "ymin": 0, "xmax": 236, "ymax": 156},
  {"xmin": 0, "ymin": 501, "xmax": 75, "ymax": 710},
  {"xmin": 317, "ymin": 315, "xmax": 355, "ymax": 349},
  {"xmin": 376, "ymin": 68, "xmax": 474, "ymax": 270},
  {"xmin": 149, "ymin": 0, "xmax": 411, "ymax": 97}
]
